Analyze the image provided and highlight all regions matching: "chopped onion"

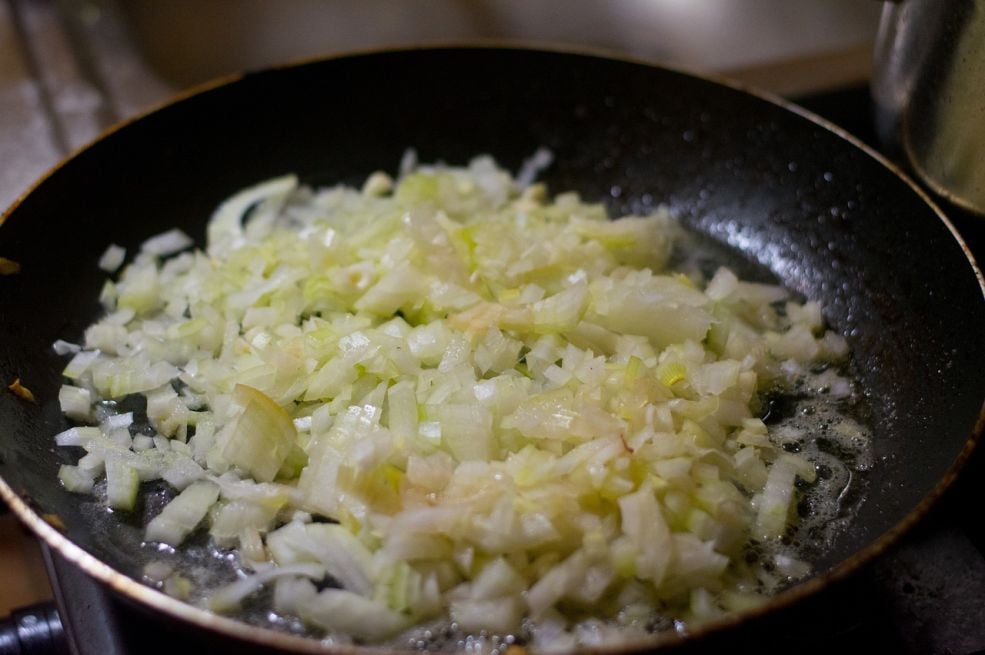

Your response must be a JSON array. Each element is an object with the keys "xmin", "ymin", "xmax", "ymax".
[
  {"xmin": 145, "ymin": 481, "xmax": 220, "ymax": 545},
  {"xmin": 52, "ymin": 340, "xmax": 81, "ymax": 355},
  {"xmin": 50, "ymin": 154, "xmax": 865, "ymax": 646},
  {"xmin": 140, "ymin": 228, "xmax": 193, "ymax": 257},
  {"xmin": 98, "ymin": 244, "xmax": 127, "ymax": 272},
  {"xmin": 206, "ymin": 562, "xmax": 326, "ymax": 612}
]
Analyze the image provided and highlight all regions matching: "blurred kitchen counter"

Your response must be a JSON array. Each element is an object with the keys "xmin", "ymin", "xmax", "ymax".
[
  {"xmin": 0, "ymin": 513, "xmax": 51, "ymax": 614},
  {"xmin": 0, "ymin": 0, "xmax": 169, "ymax": 213}
]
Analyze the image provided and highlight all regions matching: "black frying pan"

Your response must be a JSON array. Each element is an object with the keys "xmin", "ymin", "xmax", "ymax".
[{"xmin": 1, "ymin": 47, "xmax": 983, "ymax": 653}]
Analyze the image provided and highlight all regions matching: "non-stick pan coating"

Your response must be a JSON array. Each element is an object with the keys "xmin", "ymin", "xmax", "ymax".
[{"xmin": 1, "ymin": 47, "xmax": 983, "ymax": 650}]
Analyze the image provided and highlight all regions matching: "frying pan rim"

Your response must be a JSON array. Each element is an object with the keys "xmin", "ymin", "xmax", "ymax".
[{"xmin": 1, "ymin": 43, "xmax": 983, "ymax": 653}]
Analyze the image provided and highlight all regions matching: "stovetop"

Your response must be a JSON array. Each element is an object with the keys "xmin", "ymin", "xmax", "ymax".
[{"xmin": 2, "ymin": 2, "xmax": 985, "ymax": 654}]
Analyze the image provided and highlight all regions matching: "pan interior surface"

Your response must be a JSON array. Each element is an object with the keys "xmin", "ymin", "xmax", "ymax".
[{"xmin": 1, "ymin": 47, "xmax": 983, "ymax": 649}]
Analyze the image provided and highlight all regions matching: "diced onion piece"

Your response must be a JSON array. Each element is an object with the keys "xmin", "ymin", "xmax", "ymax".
[
  {"xmin": 54, "ymin": 426, "xmax": 101, "ymax": 447},
  {"xmin": 527, "ymin": 551, "xmax": 587, "ymax": 617},
  {"xmin": 58, "ymin": 464, "xmax": 95, "ymax": 493},
  {"xmin": 141, "ymin": 228, "xmax": 193, "ymax": 257},
  {"xmin": 273, "ymin": 576, "xmax": 318, "ymax": 616},
  {"xmin": 209, "ymin": 499, "xmax": 279, "ymax": 548},
  {"xmin": 101, "ymin": 411, "xmax": 133, "ymax": 431},
  {"xmin": 532, "ymin": 284, "xmax": 587, "ymax": 333},
  {"xmin": 145, "ymin": 481, "xmax": 220, "ymax": 545},
  {"xmin": 207, "ymin": 175, "xmax": 298, "ymax": 255},
  {"xmin": 207, "ymin": 563, "xmax": 326, "ymax": 613},
  {"xmin": 98, "ymin": 244, "xmax": 126, "ymax": 272},
  {"xmin": 515, "ymin": 147, "xmax": 554, "ymax": 188},
  {"xmin": 354, "ymin": 262, "xmax": 429, "ymax": 316},
  {"xmin": 299, "ymin": 588, "xmax": 410, "ymax": 641},
  {"xmin": 451, "ymin": 596, "xmax": 524, "ymax": 635},
  {"xmin": 266, "ymin": 521, "xmax": 375, "ymax": 598},
  {"xmin": 618, "ymin": 485, "xmax": 672, "ymax": 585},
  {"xmin": 62, "ymin": 349, "xmax": 100, "ymax": 380},
  {"xmin": 52, "ymin": 340, "xmax": 81, "ymax": 356},
  {"xmin": 160, "ymin": 455, "xmax": 206, "ymax": 491},
  {"xmin": 143, "ymin": 560, "xmax": 174, "ymax": 583},
  {"xmin": 754, "ymin": 453, "xmax": 816, "ymax": 539},
  {"xmin": 116, "ymin": 265, "xmax": 160, "ymax": 314},
  {"xmin": 215, "ymin": 384, "xmax": 297, "ymax": 483},
  {"xmin": 105, "ymin": 457, "xmax": 140, "ymax": 511},
  {"xmin": 58, "ymin": 385, "xmax": 92, "ymax": 421}
]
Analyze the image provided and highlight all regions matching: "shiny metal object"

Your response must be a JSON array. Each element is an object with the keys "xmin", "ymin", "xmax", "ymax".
[{"xmin": 873, "ymin": 0, "xmax": 985, "ymax": 215}]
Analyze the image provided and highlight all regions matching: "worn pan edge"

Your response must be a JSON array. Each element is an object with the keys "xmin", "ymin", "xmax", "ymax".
[{"xmin": 1, "ymin": 42, "xmax": 984, "ymax": 652}]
